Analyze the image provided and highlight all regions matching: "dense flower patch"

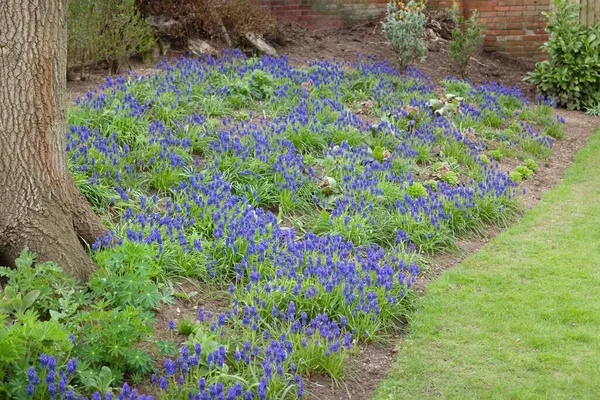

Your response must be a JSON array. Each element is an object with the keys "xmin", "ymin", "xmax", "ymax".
[{"xmin": 3, "ymin": 51, "xmax": 563, "ymax": 399}]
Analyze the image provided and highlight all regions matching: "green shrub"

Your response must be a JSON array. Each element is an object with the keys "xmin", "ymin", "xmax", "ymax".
[
  {"xmin": 382, "ymin": 1, "xmax": 428, "ymax": 70},
  {"xmin": 89, "ymin": 243, "xmax": 168, "ymax": 311},
  {"xmin": 426, "ymin": 179, "xmax": 439, "ymax": 191},
  {"xmin": 449, "ymin": 2, "xmax": 485, "ymax": 78},
  {"xmin": 0, "ymin": 249, "xmax": 160, "ymax": 391},
  {"xmin": 68, "ymin": 0, "xmax": 155, "ymax": 74},
  {"xmin": 527, "ymin": 0, "xmax": 600, "ymax": 110}
]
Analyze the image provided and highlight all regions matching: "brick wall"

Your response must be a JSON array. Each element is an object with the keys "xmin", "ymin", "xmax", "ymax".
[
  {"xmin": 428, "ymin": 0, "xmax": 550, "ymax": 63},
  {"xmin": 261, "ymin": 0, "xmax": 388, "ymax": 30}
]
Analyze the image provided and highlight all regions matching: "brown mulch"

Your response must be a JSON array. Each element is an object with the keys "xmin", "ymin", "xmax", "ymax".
[{"xmin": 65, "ymin": 15, "xmax": 600, "ymax": 400}]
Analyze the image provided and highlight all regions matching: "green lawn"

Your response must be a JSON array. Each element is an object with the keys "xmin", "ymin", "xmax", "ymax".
[{"xmin": 375, "ymin": 127, "xmax": 600, "ymax": 400}]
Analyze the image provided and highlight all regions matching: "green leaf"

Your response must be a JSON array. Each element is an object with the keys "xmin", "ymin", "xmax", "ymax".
[
  {"xmin": 14, "ymin": 248, "xmax": 35, "ymax": 269},
  {"xmin": 96, "ymin": 366, "xmax": 114, "ymax": 393},
  {"xmin": 21, "ymin": 290, "xmax": 40, "ymax": 311}
]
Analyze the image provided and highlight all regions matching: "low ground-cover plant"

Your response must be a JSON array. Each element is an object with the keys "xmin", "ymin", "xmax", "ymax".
[
  {"xmin": 0, "ymin": 249, "xmax": 178, "ymax": 397},
  {"xmin": 382, "ymin": 1, "xmax": 428, "ymax": 70},
  {"xmin": 586, "ymin": 103, "xmax": 600, "ymax": 116},
  {"xmin": 528, "ymin": 0, "xmax": 600, "ymax": 110},
  {"xmin": 6, "ymin": 51, "xmax": 564, "ymax": 399}
]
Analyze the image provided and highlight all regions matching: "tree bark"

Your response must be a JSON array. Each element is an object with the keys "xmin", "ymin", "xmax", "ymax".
[{"xmin": 0, "ymin": 0, "xmax": 105, "ymax": 280}]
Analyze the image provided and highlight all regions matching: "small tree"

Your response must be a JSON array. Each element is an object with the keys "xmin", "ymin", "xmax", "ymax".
[
  {"xmin": 382, "ymin": 1, "xmax": 428, "ymax": 71},
  {"xmin": 449, "ymin": 2, "xmax": 485, "ymax": 79}
]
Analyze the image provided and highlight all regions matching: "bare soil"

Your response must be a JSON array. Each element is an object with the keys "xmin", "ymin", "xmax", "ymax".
[
  {"xmin": 276, "ymin": 13, "xmax": 534, "ymax": 97},
  {"xmin": 66, "ymin": 15, "xmax": 600, "ymax": 400}
]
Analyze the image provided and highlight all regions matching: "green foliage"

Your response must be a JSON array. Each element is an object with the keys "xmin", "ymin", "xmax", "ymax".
[
  {"xmin": 0, "ymin": 288, "xmax": 39, "ymax": 317},
  {"xmin": 74, "ymin": 307, "xmax": 155, "ymax": 384},
  {"xmin": 177, "ymin": 317, "xmax": 198, "ymax": 336},
  {"xmin": 524, "ymin": 159, "xmax": 538, "ymax": 172},
  {"xmin": 0, "ymin": 248, "xmax": 160, "ymax": 393},
  {"xmin": 0, "ymin": 311, "xmax": 73, "ymax": 398},
  {"xmin": 586, "ymin": 102, "xmax": 600, "ymax": 116},
  {"xmin": 449, "ymin": 3, "xmax": 485, "ymax": 78},
  {"xmin": 440, "ymin": 170, "xmax": 459, "ymax": 185},
  {"xmin": 382, "ymin": 1, "xmax": 428, "ymax": 70},
  {"xmin": 407, "ymin": 182, "xmax": 428, "ymax": 198},
  {"xmin": 426, "ymin": 180, "xmax": 438, "ymax": 191},
  {"xmin": 489, "ymin": 149, "xmax": 504, "ymax": 161},
  {"xmin": 443, "ymin": 79, "xmax": 472, "ymax": 97},
  {"xmin": 527, "ymin": 0, "xmax": 600, "ymax": 110},
  {"xmin": 68, "ymin": 0, "xmax": 155, "ymax": 73},
  {"xmin": 90, "ymin": 243, "xmax": 169, "ymax": 310},
  {"xmin": 514, "ymin": 165, "xmax": 534, "ymax": 179},
  {"xmin": 509, "ymin": 170, "xmax": 523, "ymax": 182},
  {"xmin": 0, "ymin": 248, "xmax": 89, "ymax": 322},
  {"xmin": 3, "ymin": 317, "xmax": 72, "ymax": 398},
  {"xmin": 79, "ymin": 366, "xmax": 116, "ymax": 395}
]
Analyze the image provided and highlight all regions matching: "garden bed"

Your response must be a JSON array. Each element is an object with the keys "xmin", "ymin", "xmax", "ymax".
[{"xmin": 12, "ymin": 28, "xmax": 598, "ymax": 399}]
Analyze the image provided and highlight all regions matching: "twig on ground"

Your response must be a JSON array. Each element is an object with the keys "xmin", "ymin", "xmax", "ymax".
[{"xmin": 471, "ymin": 57, "xmax": 491, "ymax": 68}]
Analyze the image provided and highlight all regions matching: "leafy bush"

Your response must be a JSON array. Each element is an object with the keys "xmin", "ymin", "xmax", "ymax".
[
  {"xmin": 67, "ymin": 0, "xmax": 155, "ymax": 74},
  {"xmin": 0, "ymin": 249, "xmax": 165, "ymax": 394},
  {"xmin": 449, "ymin": 2, "xmax": 485, "ymax": 78},
  {"xmin": 527, "ymin": 0, "xmax": 600, "ymax": 110},
  {"xmin": 440, "ymin": 170, "xmax": 459, "ymax": 185},
  {"xmin": 90, "ymin": 243, "xmax": 169, "ymax": 310},
  {"xmin": 382, "ymin": 0, "xmax": 428, "ymax": 70}
]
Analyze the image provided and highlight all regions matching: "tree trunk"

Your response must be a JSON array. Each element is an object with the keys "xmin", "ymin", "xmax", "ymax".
[{"xmin": 0, "ymin": 0, "xmax": 105, "ymax": 280}]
